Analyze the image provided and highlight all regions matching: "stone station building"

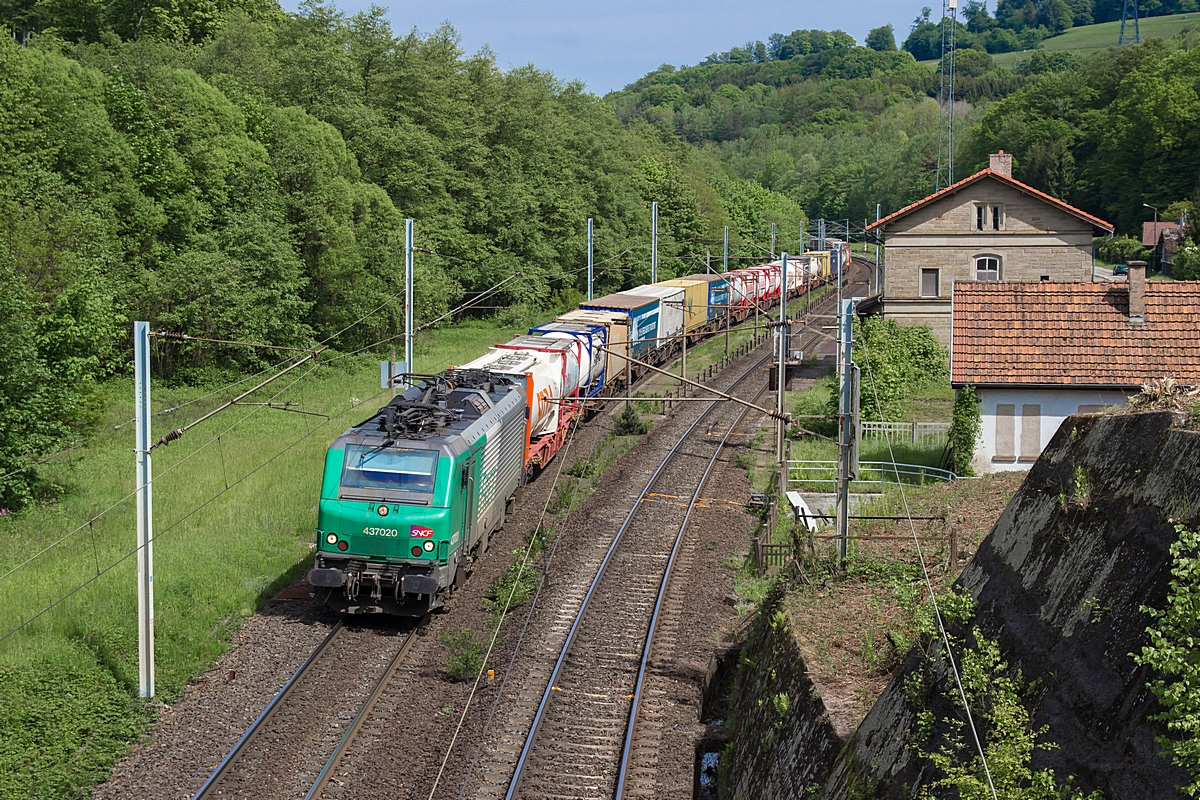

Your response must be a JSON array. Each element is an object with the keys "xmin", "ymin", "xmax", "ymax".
[{"xmin": 866, "ymin": 153, "xmax": 1114, "ymax": 346}]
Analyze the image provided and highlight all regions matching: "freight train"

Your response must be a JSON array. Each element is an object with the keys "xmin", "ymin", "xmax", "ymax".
[{"xmin": 307, "ymin": 254, "xmax": 835, "ymax": 615}]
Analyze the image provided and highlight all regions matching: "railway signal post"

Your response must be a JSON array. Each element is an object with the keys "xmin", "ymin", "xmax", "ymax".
[
  {"xmin": 405, "ymin": 218, "xmax": 414, "ymax": 384},
  {"xmin": 723, "ymin": 226, "xmax": 729, "ymax": 273},
  {"xmin": 133, "ymin": 320, "xmax": 155, "ymax": 698},
  {"xmin": 651, "ymin": 201, "xmax": 658, "ymax": 283},
  {"xmin": 776, "ymin": 253, "xmax": 789, "ymax": 476},
  {"xmin": 835, "ymin": 299, "xmax": 858, "ymax": 563}
]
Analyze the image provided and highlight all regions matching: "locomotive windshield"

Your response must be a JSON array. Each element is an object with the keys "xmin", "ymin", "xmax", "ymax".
[{"xmin": 341, "ymin": 445, "xmax": 438, "ymax": 494}]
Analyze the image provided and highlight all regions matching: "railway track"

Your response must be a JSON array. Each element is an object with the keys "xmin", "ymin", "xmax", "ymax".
[
  {"xmin": 500, "ymin": 351, "xmax": 772, "ymax": 800},
  {"xmin": 614, "ymin": 380, "xmax": 768, "ymax": 800},
  {"xmin": 192, "ymin": 620, "xmax": 417, "ymax": 800},
  {"xmin": 482, "ymin": 272, "xmax": 862, "ymax": 800},
  {"xmin": 195, "ymin": 270, "xmax": 866, "ymax": 800}
]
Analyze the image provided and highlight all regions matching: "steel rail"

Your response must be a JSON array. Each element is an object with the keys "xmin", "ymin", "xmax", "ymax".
[
  {"xmin": 193, "ymin": 620, "xmax": 346, "ymax": 800},
  {"xmin": 503, "ymin": 350, "xmax": 772, "ymax": 800},
  {"xmin": 304, "ymin": 624, "xmax": 422, "ymax": 799},
  {"xmin": 614, "ymin": 380, "xmax": 765, "ymax": 799}
]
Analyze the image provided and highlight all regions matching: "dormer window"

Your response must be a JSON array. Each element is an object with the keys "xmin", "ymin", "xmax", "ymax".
[{"xmin": 976, "ymin": 204, "xmax": 1003, "ymax": 231}]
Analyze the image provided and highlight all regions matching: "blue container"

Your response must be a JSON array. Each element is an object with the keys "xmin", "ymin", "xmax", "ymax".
[
  {"xmin": 683, "ymin": 274, "xmax": 730, "ymax": 322},
  {"xmin": 580, "ymin": 292, "xmax": 660, "ymax": 359}
]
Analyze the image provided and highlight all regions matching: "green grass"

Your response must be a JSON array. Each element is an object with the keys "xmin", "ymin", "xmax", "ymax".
[
  {"xmin": 991, "ymin": 12, "xmax": 1200, "ymax": 67},
  {"xmin": 0, "ymin": 317, "xmax": 524, "ymax": 799}
]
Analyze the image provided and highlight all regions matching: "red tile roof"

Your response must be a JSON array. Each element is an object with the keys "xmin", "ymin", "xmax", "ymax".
[
  {"xmin": 951, "ymin": 281, "xmax": 1200, "ymax": 387},
  {"xmin": 867, "ymin": 169, "xmax": 1113, "ymax": 233},
  {"xmin": 1142, "ymin": 221, "xmax": 1181, "ymax": 246}
]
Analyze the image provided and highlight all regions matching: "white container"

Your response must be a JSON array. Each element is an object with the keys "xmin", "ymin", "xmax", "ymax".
[{"xmin": 621, "ymin": 284, "xmax": 684, "ymax": 346}]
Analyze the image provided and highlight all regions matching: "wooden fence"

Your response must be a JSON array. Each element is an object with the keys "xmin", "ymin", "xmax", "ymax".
[{"xmin": 750, "ymin": 528, "xmax": 961, "ymax": 574}]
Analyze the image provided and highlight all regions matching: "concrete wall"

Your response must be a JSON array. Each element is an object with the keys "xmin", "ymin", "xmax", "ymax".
[
  {"xmin": 881, "ymin": 177, "xmax": 1097, "ymax": 346},
  {"xmin": 718, "ymin": 588, "xmax": 843, "ymax": 800},
  {"xmin": 816, "ymin": 411, "xmax": 1199, "ymax": 799},
  {"xmin": 972, "ymin": 387, "xmax": 1133, "ymax": 474}
]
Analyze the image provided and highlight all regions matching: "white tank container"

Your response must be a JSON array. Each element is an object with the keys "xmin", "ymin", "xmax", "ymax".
[
  {"xmin": 459, "ymin": 336, "xmax": 582, "ymax": 439},
  {"xmin": 727, "ymin": 271, "xmax": 754, "ymax": 307}
]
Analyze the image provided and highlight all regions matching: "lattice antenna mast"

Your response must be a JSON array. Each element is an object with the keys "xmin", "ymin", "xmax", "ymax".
[
  {"xmin": 935, "ymin": 0, "xmax": 958, "ymax": 190},
  {"xmin": 1120, "ymin": 0, "xmax": 1140, "ymax": 45}
]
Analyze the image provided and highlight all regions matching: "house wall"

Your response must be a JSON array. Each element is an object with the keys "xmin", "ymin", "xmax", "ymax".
[
  {"xmin": 972, "ymin": 387, "xmax": 1133, "ymax": 474},
  {"xmin": 881, "ymin": 178, "xmax": 1097, "ymax": 346}
]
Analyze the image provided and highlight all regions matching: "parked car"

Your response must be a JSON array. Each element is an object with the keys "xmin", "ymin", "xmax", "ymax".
[{"xmin": 1113, "ymin": 264, "xmax": 1128, "ymax": 275}]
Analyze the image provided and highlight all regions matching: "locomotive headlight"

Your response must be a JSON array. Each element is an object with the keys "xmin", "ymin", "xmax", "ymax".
[
  {"xmin": 325, "ymin": 533, "xmax": 338, "ymax": 545},
  {"xmin": 422, "ymin": 540, "xmax": 435, "ymax": 552},
  {"xmin": 377, "ymin": 505, "xmax": 389, "ymax": 517}
]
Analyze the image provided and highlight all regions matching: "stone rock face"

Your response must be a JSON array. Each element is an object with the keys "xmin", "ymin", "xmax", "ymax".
[
  {"xmin": 724, "ymin": 411, "xmax": 1199, "ymax": 799},
  {"xmin": 719, "ymin": 592, "xmax": 844, "ymax": 800}
]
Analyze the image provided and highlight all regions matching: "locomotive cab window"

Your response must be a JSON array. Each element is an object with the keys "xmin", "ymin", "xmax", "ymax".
[{"xmin": 341, "ymin": 446, "xmax": 438, "ymax": 494}]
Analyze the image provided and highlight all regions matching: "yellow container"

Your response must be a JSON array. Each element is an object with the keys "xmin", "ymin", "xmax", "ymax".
[
  {"xmin": 656, "ymin": 278, "xmax": 709, "ymax": 333},
  {"xmin": 804, "ymin": 251, "xmax": 831, "ymax": 277}
]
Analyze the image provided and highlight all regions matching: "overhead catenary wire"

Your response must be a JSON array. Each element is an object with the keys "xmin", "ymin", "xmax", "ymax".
[
  {"xmin": 0, "ymin": 385, "xmax": 390, "ymax": 645},
  {"xmin": 860, "ymin": 358, "xmax": 998, "ymax": 800},
  {"xmin": 425, "ymin": 400, "xmax": 593, "ymax": 800}
]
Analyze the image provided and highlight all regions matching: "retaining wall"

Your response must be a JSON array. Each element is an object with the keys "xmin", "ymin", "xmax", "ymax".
[{"xmin": 719, "ymin": 411, "xmax": 1200, "ymax": 799}]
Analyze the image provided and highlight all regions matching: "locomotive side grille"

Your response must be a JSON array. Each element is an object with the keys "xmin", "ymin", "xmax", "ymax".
[
  {"xmin": 496, "ymin": 404, "xmax": 524, "ymax": 489},
  {"xmin": 478, "ymin": 420, "xmax": 502, "ymax": 511}
]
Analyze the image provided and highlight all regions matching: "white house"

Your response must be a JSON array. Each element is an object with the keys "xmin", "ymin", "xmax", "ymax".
[{"xmin": 951, "ymin": 264, "xmax": 1200, "ymax": 473}]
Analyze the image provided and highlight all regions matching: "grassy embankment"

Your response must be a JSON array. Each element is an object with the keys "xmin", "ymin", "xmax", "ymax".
[
  {"xmin": 732, "ymin": 472, "xmax": 1025, "ymax": 730},
  {"xmin": 729, "ymin": 368, "xmax": 954, "ymax": 609},
  {"xmin": 0, "ymin": 318, "xmax": 525, "ymax": 799},
  {"xmin": 990, "ymin": 11, "xmax": 1200, "ymax": 67}
]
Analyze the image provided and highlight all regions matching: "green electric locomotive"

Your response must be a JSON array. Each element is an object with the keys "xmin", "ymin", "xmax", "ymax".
[{"xmin": 307, "ymin": 371, "xmax": 527, "ymax": 615}]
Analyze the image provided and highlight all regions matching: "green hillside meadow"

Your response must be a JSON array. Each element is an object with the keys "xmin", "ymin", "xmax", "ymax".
[
  {"xmin": 0, "ymin": 321, "xmax": 518, "ymax": 797},
  {"xmin": 991, "ymin": 10, "xmax": 1200, "ymax": 66}
]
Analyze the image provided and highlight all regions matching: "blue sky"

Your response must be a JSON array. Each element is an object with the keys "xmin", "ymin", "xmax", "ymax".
[{"xmin": 280, "ymin": 0, "xmax": 919, "ymax": 94}]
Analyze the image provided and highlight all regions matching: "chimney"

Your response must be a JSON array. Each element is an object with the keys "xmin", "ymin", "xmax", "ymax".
[
  {"xmin": 989, "ymin": 151, "xmax": 1013, "ymax": 178},
  {"xmin": 1128, "ymin": 260, "xmax": 1146, "ymax": 323}
]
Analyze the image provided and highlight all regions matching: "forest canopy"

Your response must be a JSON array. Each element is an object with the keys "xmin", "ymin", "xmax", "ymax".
[{"xmin": 0, "ymin": 2, "xmax": 805, "ymax": 509}]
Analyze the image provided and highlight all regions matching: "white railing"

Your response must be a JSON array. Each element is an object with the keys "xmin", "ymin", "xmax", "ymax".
[
  {"xmin": 786, "ymin": 460, "xmax": 957, "ymax": 492},
  {"xmin": 860, "ymin": 421, "xmax": 950, "ymax": 450}
]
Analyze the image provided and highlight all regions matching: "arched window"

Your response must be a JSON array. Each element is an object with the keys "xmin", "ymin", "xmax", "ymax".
[{"xmin": 975, "ymin": 255, "xmax": 1001, "ymax": 282}]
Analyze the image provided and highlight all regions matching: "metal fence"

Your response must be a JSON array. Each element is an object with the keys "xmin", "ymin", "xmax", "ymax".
[
  {"xmin": 860, "ymin": 421, "xmax": 950, "ymax": 450},
  {"xmin": 786, "ymin": 460, "xmax": 957, "ymax": 493}
]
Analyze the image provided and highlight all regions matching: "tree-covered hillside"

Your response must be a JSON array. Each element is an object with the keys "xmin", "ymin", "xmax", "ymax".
[
  {"xmin": 0, "ymin": 3, "xmax": 805, "ymax": 509},
  {"xmin": 612, "ymin": 23, "xmax": 1200, "ymax": 244},
  {"xmin": 904, "ymin": 0, "xmax": 1200, "ymax": 57},
  {"xmin": 609, "ymin": 43, "xmax": 1025, "ymax": 222}
]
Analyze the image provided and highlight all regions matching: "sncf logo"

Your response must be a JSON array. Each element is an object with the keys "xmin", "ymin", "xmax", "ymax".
[{"xmin": 410, "ymin": 526, "xmax": 435, "ymax": 538}]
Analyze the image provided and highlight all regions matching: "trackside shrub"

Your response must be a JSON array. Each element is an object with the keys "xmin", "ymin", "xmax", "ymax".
[
  {"xmin": 614, "ymin": 403, "xmax": 649, "ymax": 436},
  {"xmin": 438, "ymin": 629, "xmax": 486, "ymax": 682},
  {"xmin": 833, "ymin": 317, "xmax": 948, "ymax": 422},
  {"xmin": 949, "ymin": 385, "xmax": 982, "ymax": 477},
  {"xmin": 1134, "ymin": 521, "xmax": 1200, "ymax": 797}
]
